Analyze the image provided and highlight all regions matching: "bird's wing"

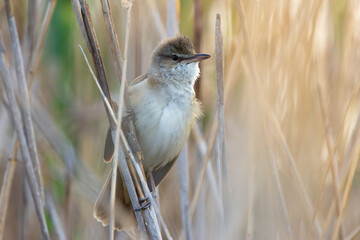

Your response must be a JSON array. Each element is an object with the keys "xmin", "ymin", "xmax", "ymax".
[
  {"xmin": 103, "ymin": 101, "xmax": 134, "ymax": 163},
  {"xmin": 149, "ymin": 155, "xmax": 179, "ymax": 188},
  {"xmin": 129, "ymin": 73, "xmax": 148, "ymax": 86},
  {"xmin": 103, "ymin": 127, "xmax": 114, "ymax": 162}
]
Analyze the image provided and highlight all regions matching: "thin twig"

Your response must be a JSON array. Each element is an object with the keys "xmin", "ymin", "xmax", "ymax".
[
  {"xmin": 5, "ymin": 0, "xmax": 45, "ymax": 204},
  {"xmin": 178, "ymin": 145, "xmax": 192, "ymax": 240},
  {"xmin": 166, "ymin": 0, "xmax": 179, "ymax": 36},
  {"xmin": 120, "ymin": 130, "xmax": 162, "ymax": 239},
  {"xmin": 330, "ymin": 143, "xmax": 360, "ymax": 240},
  {"xmin": 75, "ymin": 0, "xmax": 162, "ymax": 237},
  {"xmin": 2, "ymin": 5, "xmax": 58, "ymax": 237},
  {"xmin": 25, "ymin": 0, "xmax": 39, "ymax": 59},
  {"xmin": 2, "ymin": 6, "xmax": 58, "ymax": 237},
  {"xmin": 321, "ymin": 200, "xmax": 336, "ymax": 239},
  {"xmin": 1, "ymin": 2, "xmax": 56, "ymax": 237},
  {"xmin": 100, "ymin": 0, "xmax": 123, "ymax": 83},
  {"xmin": 70, "ymin": 0, "xmax": 91, "ymax": 50},
  {"xmin": 75, "ymin": 0, "xmax": 150, "ymax": 233},
  {"xmin": 189, "ymin": 49, "xmax": 238, "ymax": 214},
  {"xmin": 78, "ymin": 0, "xmax": 148, "ymax": 210},
  {"xmin": 164, "ymin": 2, "xmax": 191, "ymax": 239},
  {"xmin": 145, "ymin": 0, "xmax": 167, "ymax": 39},
  {"xmin": 307, "ymin": 70, "xmax": 360, "ymax": 238},
  {"xmin": 18, "ymin": 172, "xmax": 26, "ymax": 240},
  {"xmin": 79, "ymin": 43, "xmax": 162, "ymax": 238},
  {"xmin": 0, "ymin": 32, "xmax": 50, "ymax": 240},
  {"xmin": 0, "ymin": 140, "xmax": 18, "ymax": 240},
  {"xmin": 321, "ymin": 105, "xmax": 360, "ymax": 239},
  {"xmin": 152, "ymin": 195, "xmax": 173, "ymax": 240},
  {"xmin": 189, "ymin": 41, "xmax": 241, "ymax": 219},
  {"xmin": 262, "ymin": 118, "xmax": 293, "ymax": 239},
  {"xmin": 65, "ymin": 171, "xmax": 72, "ymax": 240},
  {"xmin": 31, "ymin": 97, "xmax": 101, "ymax": 200},
  {"xmin": 345, "ymin": 225, "xmax": 360, "ymax": 240},
  {"xmin": 340, "ymin": 116, "xmax": 360, "ymax": 179},
  {"xmin": 245, "ymin": 152, "xmax": 255, "ymax": 240},
  {"xmin": 192, "ymin": 0, "xmax": 203, "ymax": 97},
  {"xmin": 311, "ymin": 83, "xmax": 344, "ymax": 240},
  {"xmin": 45, "ymin": 192, "xmax": 66, "ymax": 240},
  {"xmin": 109, "ymin": 2, "xmax": 132, "ymax": 238},
  {"xmin": 118, "ymin": 1, "xmax": 163, "ymax": 238},
  {"xmin": 27, "ymin": 0, "xmax": 57, "ymax": 88},
  {"xmin": 189, "ymin": 118, "xmax": 217, "ymax": 216},
  {"xmin": 78, "ymin": 45, "xmax": 147, "ymax": 236},
  {"xmin": 269, "ymin": 151, "xmax": 293, "ymax": 239},
  {"xmin": 78, "ymin": 0, "xmax": 116, "ymax": 128},
  {"xmin": 191, "ymin": 124, "xmax": 223, "ymax": 214},
  {"xmin": 78, "ymin": 46, "xmax": 116, "ymax": 121},
  {"xmin": 214, "ymin": 13, "xmax": 227, "ymax": 237},
  {"xmin": 117, "ymin": 149, "xmax": 148, "ymax": 238},
  {"xmin": 145, "ymin": 184, "xmax": 170, "ymax": 238},
  {"xmin": 215, "ymin": 11, "xmax": 227, "ymax": 209},
  {"xmin": 321, "ymin": 127, "xmax": 360, "ymax": 239}
]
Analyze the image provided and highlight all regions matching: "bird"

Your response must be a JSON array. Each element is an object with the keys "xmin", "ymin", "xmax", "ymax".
[{"xmin": 94, "ymin": 34, "xmax": 210, "ymax": 230}]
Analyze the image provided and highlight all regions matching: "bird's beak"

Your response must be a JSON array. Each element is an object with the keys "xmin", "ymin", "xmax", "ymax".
[{"xmin": 181, "ymin": 53, "xmax": 211, "ymax": 64}]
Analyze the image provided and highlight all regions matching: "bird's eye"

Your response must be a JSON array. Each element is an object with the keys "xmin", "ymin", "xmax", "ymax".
[{"xmin": 171, "ymin": 54, "xmax": 180, "ymax": 61}]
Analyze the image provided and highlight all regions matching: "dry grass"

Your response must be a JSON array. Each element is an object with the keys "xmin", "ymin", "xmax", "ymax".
[{"xmin": 1, "ymin": 0, "xmax": 360, "ymax": 239}]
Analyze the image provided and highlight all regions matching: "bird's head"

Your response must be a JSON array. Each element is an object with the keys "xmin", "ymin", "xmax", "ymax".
[{"xmin": 149, "ymin": 34, "xmax": 210, "ymax": 86}]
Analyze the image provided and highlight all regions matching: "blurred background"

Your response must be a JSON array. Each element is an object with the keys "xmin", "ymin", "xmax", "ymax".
[{"xmin": 1, "ymin": 0, "xmax": 360, "ymax": 239}]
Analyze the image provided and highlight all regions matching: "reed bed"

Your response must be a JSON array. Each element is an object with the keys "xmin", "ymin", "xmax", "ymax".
[{"xmin": 0, "ymin": 0, "xmax": 360, "ymax": 239}]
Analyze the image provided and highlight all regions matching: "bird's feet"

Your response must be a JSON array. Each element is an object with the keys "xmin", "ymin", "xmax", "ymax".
[{"xmin": 135, "ymin": 197, "xmax": 151, "ymax": 211}]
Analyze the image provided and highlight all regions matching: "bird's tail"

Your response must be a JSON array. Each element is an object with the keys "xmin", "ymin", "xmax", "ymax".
[{"xmin": 93, "ymin": 168, "xmax": 135, "ymax": 231}]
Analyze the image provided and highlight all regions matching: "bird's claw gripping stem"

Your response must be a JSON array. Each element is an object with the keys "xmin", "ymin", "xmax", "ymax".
[{"xmin": 134, "ymin": 198, "xmax": 151, "ymax": 211}]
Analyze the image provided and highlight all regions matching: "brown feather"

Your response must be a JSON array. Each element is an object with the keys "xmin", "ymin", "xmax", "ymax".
[
  {"xmin": 103, "ymin": 128, "xmax": 114, "ymax": 162},
  {"xmin": 148, "ymin": 155, "xmax": 179, "ymax": 188},
  {"xmin": 93, "ymin": 168, "xmax": 135, "ymax": 231},
  {"xmin": 103, "ymin": 101, "xmax": 118, "ymax": 162},
  {"xmin": 129, "ymin": 73, "xmax": 148, "ymax": 86}
]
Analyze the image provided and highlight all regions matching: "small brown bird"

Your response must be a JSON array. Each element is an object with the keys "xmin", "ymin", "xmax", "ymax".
[{"xmin": 94, "ymin": 34, "xmax": 210, "ymax": 230}]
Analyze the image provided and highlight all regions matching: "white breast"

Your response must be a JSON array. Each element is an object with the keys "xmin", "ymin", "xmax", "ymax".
[{"xmin": 129, "ymin": 79, "xmax": 197, "ymax": 170}]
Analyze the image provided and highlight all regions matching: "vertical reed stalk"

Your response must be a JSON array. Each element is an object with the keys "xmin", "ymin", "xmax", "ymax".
[
  {"xmin": 109, "ymin": 2, "xmax": 132, "ymax": 238},
  {"xmin": 0, "ymin": 140, "xmax": 18, "ymax": 240},
  {"xmin": 215, "ymin": 13, "xmax": 227, "ymax": 237}
]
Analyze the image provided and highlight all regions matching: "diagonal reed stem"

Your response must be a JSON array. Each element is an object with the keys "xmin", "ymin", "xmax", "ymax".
[
  {"xmin": 330, "ymin": 144, "xmax": 360, "ymax": 240},
  {"xmin": 99, "ymin": 0, "xmax": 123, "ymax": 83},
  {"xmin": 5, "ymin": 0, "xmax": 45, "ymax": 205},
  {"xmin": 307, "ymin": 70, "xmax": 360, "ymax": 239},
  {"xmin": 78, "ymin": 45, "xmax": 147, "ymax": 236},
  {"xmin": 79, "ymin": 42, "xmax": 162, "ymax": 238},
  {"xmin": 109, "ymin": 3, "xmax": 133, "ymax": 239},
  {"xmin": 0, "ymin": 32, "xmax": 49, "ymax": 240},
  {"xmin": 312, "ymin": 83, "xmax": 344, "ymax": 240},
  {"xmin": 27, "ymin": 0, "xmax": 57, "ymax": 88},
  {"xmin": 1, "ymin": 2, "xmax": 58, "ymax": 237}
]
